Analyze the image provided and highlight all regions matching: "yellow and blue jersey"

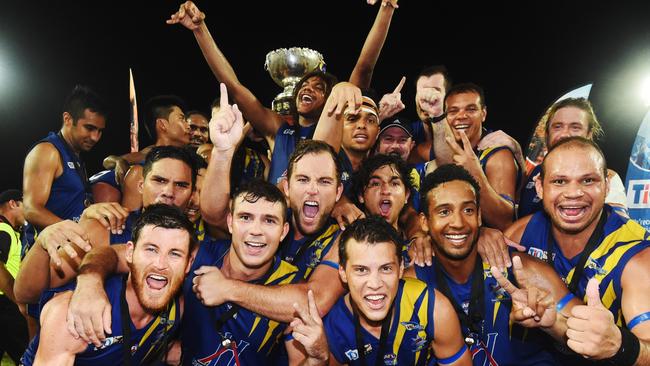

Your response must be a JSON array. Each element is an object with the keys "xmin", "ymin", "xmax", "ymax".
[
  {"xmin": 22, "ymin": 275, "xmax": 181, "ymax": 366},
  {"xmin": 520, "ymin": 204, "xmax": 650, "ymax": 326},
  {"xmin": 323, "ymin": 278, "xmax": 437, "ymax": 366},
  {"xmin": 181, "ymin": 239, "xmax": 300, "ymax": 365},
  {"xmin": 280, "ymin": 219, "xmax": 341, "ymax": 280},
  {"xmin": 478, "ymin": 146, "xmax": 522, "ymax": 209},
  {"xmin": 415, "ymin": 260, "xmax": 558, "ymax": 366}
]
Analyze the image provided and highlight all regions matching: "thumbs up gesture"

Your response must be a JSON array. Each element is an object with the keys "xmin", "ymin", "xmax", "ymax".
[{"xmin": 566, "ymin": 278, "xmax": 622, "ymax": 359}]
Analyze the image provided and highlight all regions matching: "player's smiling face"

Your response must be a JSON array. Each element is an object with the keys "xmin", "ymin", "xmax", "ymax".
[
  {"xmin": 339, "ymin": 240, "xmax": 403, "ymax": 327},
  {"xmin": 227, "ymin": 196, "xmax": 289, "ymax": 271},
  {"xmin": 537, "ymin": 145, "xmax": 608, "ymax": 235},
  {"xmin": 424, "ymin": 180, "xmax": 481, "ymax": 261}
]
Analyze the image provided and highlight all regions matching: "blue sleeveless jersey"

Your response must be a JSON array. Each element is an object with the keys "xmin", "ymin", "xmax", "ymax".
[
  {"xmin": 518, "ymin": 165, "xmax": 542, "ymax": 218},
  {"xmin": 181, "ymin": 240, "xmax": 300, "ymax": 365},
  {"xmin": 338, "ymin": 150, "xmax": 355, "ymax": 198},
  {"xmin": 324, "ymin": 278, "xmax": 437, "ymax": 366},
  {"xmin": 23, "ymin": 132, "xmax": 92, "ymax": 252},
  {"xmin": 415, "ymin": 261, "xmax": 558, "ymax": 366},
  {"xmin": 520, "ymin": 205, "xmax": 650, "ymax": 326},
  {"xmin": 280, "ymin": 219, "xmax": 341, "ymax": 280},
  {"xmin": 268, "ymin": 123, "xmax": 316, "ymax": 184},
  {"xmin": 22, "ymin": 275, "xmax": 181, "ymax": 366}
]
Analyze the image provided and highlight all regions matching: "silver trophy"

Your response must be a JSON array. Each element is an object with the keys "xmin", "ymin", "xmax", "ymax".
[{"xmin": 265, "ymin": 47, "xmax": 326, "ymax": 115}]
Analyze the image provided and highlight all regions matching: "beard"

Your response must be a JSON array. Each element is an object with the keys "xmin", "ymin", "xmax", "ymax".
[{"xmin": 128, "ymin": 262, "xmax": 184, "ymax": 314}]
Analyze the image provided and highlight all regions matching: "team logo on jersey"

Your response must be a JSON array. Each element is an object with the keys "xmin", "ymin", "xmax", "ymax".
[
  {"xmin": 527, "ymin": 247, "xmax": 548, "ymax": 261},
  {"xmin": 283, "ymin": 129, "xmax": 295, "ymax": 135},
  {"xmin": 67, "ymin": 162, "xmax": 76, "ymax": 169},
  {"xmin": 341, "ymin": 171, "xmax": 350, "ymax": 182},
  {"xmin": 92, "ymin": 335, "xmax": 124, "ymax": 350},
  {"xmin": 411, "ymin": 335, "xmax": 428, "ymax": 352},
  {"xmin": 345, "ymin": 349, "xmax": 359, "ymax": 361},
  {"xmin": 383, "ymin": 353, "xmax": 397, "ymax": 365},
  {"xmin": 400, "ymin": 321, "xmax": 424, "ymax": 331},
  {"xmin": 490, "ymin": 283, "xmax": 510, "ymax": 302},
  {"xmin": 586, "ymin": 258, "xmax": 607, "ymax": 275}
]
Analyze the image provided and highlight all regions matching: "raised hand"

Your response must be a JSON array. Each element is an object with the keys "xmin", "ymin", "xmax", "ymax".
[
  {"xmin": 166, "ymin": 1, "xmax": 205, "ymax": 30},
  {"xmin": 290, "ymin": 290, "xmax": 329, "ymax": 365},
  {"xmin": 210, "ymin": 83, "xmax": 244, "ymax": 153},
  {"xmin": 566, "ymin": 278, "xmax": 621, "ymax": 359},
  {"xmin": 378, "ymin": 76, "xmax": 406, "ymax": 122},
  {"xmin": 366, "ymin": 0, "xmax": 399, "ymax": 8},
  {"xmin": 490, "ymin": 256, "xmax": 556, "ymax": 328},
  {"xmin": 445, "ymin": 130, "xmax": 483, "ymax": 177},
  {"xmin": 326, "ymin": 82, "xmax": 362, "ymax": 119},
  {"xmin": 417, "ymin": 87, "xmax": 444, "ymax": 119}
]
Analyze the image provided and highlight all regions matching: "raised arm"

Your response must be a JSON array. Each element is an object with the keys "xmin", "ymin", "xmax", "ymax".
[
  {"xmin": 200, "ymin": 83, "xmax": 243, "ymax": 229},
  {"xmin": 23, "ymin": 143, "xmax": 64, "ymax": 229},
  {"xmin": 167, "ymin": 1, "xmax": 282, "ymax": 139},
  {"xmin": 349, "ymin": 0, "xmax": 397, "ymax": 88},
  {"xmin": 313, "ymin": 82, "xmax": 363, "ymax": 153}
]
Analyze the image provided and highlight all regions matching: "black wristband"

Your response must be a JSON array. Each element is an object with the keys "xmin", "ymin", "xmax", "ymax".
[
  {"xmin": 606, "ymin": 326, "xmax": 640, "ymax": 366},
  {"xmin": 426, "ymin": 113, "xmax": 446, "ymax": 124}
]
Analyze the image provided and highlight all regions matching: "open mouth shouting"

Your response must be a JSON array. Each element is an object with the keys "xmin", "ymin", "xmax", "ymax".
[
  {"xmin": 302, "ymin": 200, "xmax": 320, "ymax": 222},
  {"xmin": 146, "ymin": 273, "xmax": 169, "ymax": 292},
  {"xmin": 299, "ymin": 93, "xmax": 315, "ymax": 107},
  {"xmin": 378, "ymin": 200, "xmax": 392, "ymax": 217}
]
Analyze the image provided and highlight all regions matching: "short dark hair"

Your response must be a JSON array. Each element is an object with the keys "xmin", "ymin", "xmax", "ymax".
[
  {"xmin": 191, "ymin": 152, "xmax": 208, "ymax": 171},
  {"xmin": 63, "ymin": 85, "xmax": 108, "ymax": 124},
  {"xmin": 541, "ymin": 136, "xmax": 607, "ymax": 179},
  {"xmin": 420, "ymin": 164, "xmax": 481, "ymax": 216},
  {"xmin": 354, "ymin": 154, "xmax": 413, "ymax": 206},
  {"xmin": 444, "ymin": 82, "xmax": 486, "ymax": 109},
  {"xmin": 143, "ymin": 146, "xmax": 197, "ymax": 189},
  {"xmin": 289, "ymin": 71, "xmax": 338, "ymax": 118},
  {"xmin": 132, "ymin": 203, "xmax": 198, "ymax": 253},
  {"xmin": 543, "ymin": 97, "xmax": 604, "ymax": 141},
  {"xmin": 287, "ymin": 140, "xmax": 341, "ymax": 184},
  {"xmin": 186, "ymin": 110, "xmax": 209, "ymax": 121},
  {"xmin": 144, "ymin": 95, "xmax": 187, "ymax": 141},
  {"xmin": 416, "ymin": 65, "xmax": 451, "ymax": 92},
  {"xmin": 338, "ymin": 216, "xmax": 403, "ymax": 268},
  {"xmin": 231, "ymin": 179, "xmax": 288, "ymax": 222}
]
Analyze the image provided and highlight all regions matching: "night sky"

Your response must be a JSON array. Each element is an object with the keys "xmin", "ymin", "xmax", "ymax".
[{"xmin": 1, "ymin": 1, "xmax": 649, "ymax": 191}]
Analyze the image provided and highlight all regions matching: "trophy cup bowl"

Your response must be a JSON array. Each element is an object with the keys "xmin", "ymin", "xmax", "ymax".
[{"xmin": 265, "ymin": 47, "xmax": 325, "ymax": 115}]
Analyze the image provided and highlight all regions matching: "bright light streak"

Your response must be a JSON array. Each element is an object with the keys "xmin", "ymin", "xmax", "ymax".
[{"xmin": 642, "ymin": 75, "xmax": 650, "ymax": 107}]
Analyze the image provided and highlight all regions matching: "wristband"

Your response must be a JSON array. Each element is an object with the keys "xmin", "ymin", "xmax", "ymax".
[
  {"xmin": 606, "ymin": 326, "xmax": 640, "ymax": 366},
  {"xmin": 555, "ymin": 293, "xmax": 575, "ymax": 313},
  {"xmin": 426, "ymin": 113, "xmax": 446, "ymax": 124},
  {"xmin": 627, "ymin": 311, "xmax": 650, "ymax": 330}
]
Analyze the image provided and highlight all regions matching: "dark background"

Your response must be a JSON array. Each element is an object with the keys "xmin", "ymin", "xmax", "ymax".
[{"xmin": 1, "ymin": 1, "xmax": 649, "ymax": 191}]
